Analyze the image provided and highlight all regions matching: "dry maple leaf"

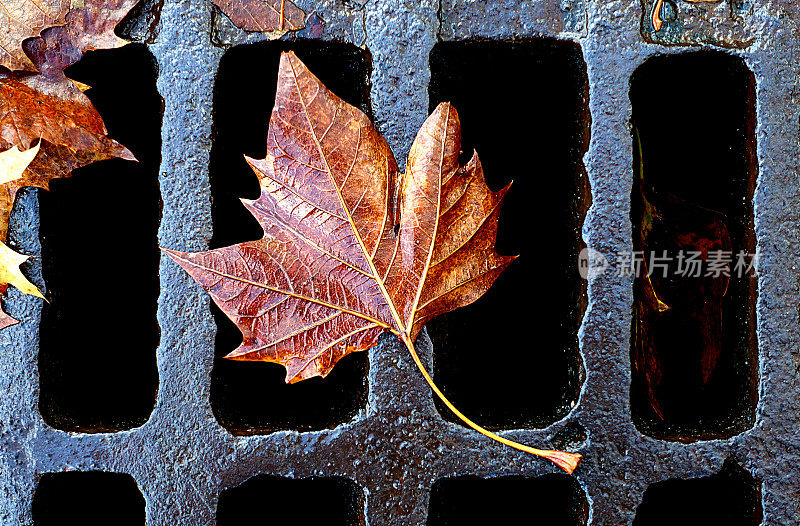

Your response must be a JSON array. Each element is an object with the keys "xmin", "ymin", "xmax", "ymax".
[
  {"xmin": 0, "ymin": 0, "xmax": 70, "ymax": 71},
  {"xmin": 22, "ymin": 0, "xmax": 139, "ymax": 77},
  {"xmin": 0, "ymin": 0, "xmax": 139, "ymax": 213},
  {"xmin": 0, "ymin": 76, "xmax": 134, "ymax": 239},
  {"xmin": 164, "ymin": 52, "xmax": 581, "ymax": 474},
  {"xmin": 632, "ymin": 128, "xmax": 731, "ymax": 422},
  {"xmin": 0, "ymin": 0, "xmax": 141, "ymax": 156},
  {"xmin": 212, "ymin": 0, "xmax": 305, "ymax": 33}
]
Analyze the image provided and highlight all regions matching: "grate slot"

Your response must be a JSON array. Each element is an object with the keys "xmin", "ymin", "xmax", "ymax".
[
  {"xmin": 217, "ymin": 475, "xmax": 364, "ymax": 525},
  {"xmin": 38, "ymin": 44, "xmax": 161, "ymax": 433},
  {"xmin": 426, "ymin": 40, "xmax": 590, "ymax": 430},
  {"xmin": 33, "ymin": 471, "xmax": 145, "ymax": 525},
  {"xmin": 629, "ymin": 51, "xmax": 758, "ymax": 441},
  {"xmin": 427, "ymin": 474, "xmax": 588, "ymax": 525},
  {"xmin": 632, "ymin": 461, "xmax": 762, "ymax": 525}
]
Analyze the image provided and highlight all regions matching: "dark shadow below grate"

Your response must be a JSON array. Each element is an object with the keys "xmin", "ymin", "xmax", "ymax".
[
  {"xmin": 632, "ymin": 460, "xmax": 762, "ymax": 525},
  {"xmin": 38, "ymin": 43, "xmax": 161, "ymax": 433},
  {"xmin": 208, "ymin": 41, "xmax": 373, "ymax": 434},
  {"xmin": 427, "ymin": 474, "xmax": 588, "ymax": 525},
  {"xmin": 217, "ymin": 475, "xmax": 364, "ymax": 525},
  {"xmin": 426, "ymin": 40, "xmax": 590, "ymax": 430},
  {"xmin": 33, "ymin": 471, "xmax": 145, "ymax": 525}
]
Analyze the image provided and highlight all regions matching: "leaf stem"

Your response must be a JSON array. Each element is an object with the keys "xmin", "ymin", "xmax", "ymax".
[
  {"xmin": 399, "ymin": 332, "xmax": 582, "ymax": 474},
  {"xmin": 651, "ymin": 0, "xmax": 664, "ymax": 31}
]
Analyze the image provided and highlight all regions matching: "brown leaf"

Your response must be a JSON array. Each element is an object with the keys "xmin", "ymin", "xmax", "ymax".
[
  {"xmin": 165, "ymin": 51, "xmax": 512, "ymax": 382},
  {"xmin": 166, "ymin": 51, "xmax": 398, "ymax": 382},
  {"xmin": 0, "ymin": 0, "xmax": 138, "ymax": 165},
  {"xmin": 632, "ymin": 126, "xmax": 733, "ymax": 424},
  {"xmin": 0, "ymin": 0, "xmax": 70, "ymax": 71},
  {"xmin": 164, "ymin": 53, "xmax": 581, "ymax": 473},
  {"xmin": 0, "ymin": 75, "xmax": 132, "ymax": 154},
  {"xmin": 401, "ymin": 113, "xmax": 516, "ymax": 340},
  {"xmin": 23, "ymin": 0, "xmax": 140, "ymax": 76},
  {"xmin": 211, "ymin": 0, "xmax": 305, "ymax": 33}
]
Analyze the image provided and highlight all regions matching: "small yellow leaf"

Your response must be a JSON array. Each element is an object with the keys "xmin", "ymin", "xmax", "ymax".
[
  {"xmin": 70, "ymin": 79, "xmax": 93, "ymax": 92},
  {"xmin": 0, "ymin": 242, "xmax": 44, "ymax": 299},
  {"xmin": 0, "ymin": 143, "xmax": 41, "ymax": 185}
]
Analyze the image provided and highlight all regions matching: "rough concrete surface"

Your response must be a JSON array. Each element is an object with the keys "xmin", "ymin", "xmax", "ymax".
[{"xmin": 1, "ymin": 0, "xmax": 799, "ymax": 524}]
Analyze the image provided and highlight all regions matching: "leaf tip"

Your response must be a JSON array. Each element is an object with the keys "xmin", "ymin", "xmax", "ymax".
[
  {"xmin": 120, "ymin": 147, "xmax": 137, "ymax": 162},
  {"xmin": 284, "ymin": 372, "xmax": 303, "ymax": 384},
  {"xmin": 70, "ymin": 79, "xmax": 92, "ymax": 92},
  {"xmin": 0, "ymin": 314, "xmax": 19, "ymax": 330},
  {"xmin": 496, "ymin": 180, "xmax": 513, "ymax": 201},
  {"xmin": 279, "ymin": 50, "xmax": 305, "ymax": 75},
  {"xmin": 430, "ymin": 101, "xmax": 456, "ymax": 122},
  {"xmin": 160, "ymin": 246, "xmax": 187, "ymax": 263},
  {"xmin": 223, "ymin": 349, "xmax": 248, "ymax": 361},
  {"xmin": 242, "ymin": 155, "xmax": 262, "ymax": 173}
]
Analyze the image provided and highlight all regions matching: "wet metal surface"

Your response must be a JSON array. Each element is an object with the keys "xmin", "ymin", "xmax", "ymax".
[{"xmin": 1, "ymin": 0, "xmax": 799, "ymax": 524}]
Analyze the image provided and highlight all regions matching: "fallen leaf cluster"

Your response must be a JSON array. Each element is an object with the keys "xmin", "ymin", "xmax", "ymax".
[
  {"xmin": 0, "ymin": 0, "xmax": 138, "ymax": 328},
  {"xmin": 166, "ymin": 52, "xmax": 582, "ymax": 474}
]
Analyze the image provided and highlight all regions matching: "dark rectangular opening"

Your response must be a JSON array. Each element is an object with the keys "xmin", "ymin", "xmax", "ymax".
[
  {"xmin": 33, "ymin": 471, "xmax": 145, "ymax": 525},
  {"xmin": 209, "ymin": 41, "xmax": 372, "ymax": 434},
  {"xmin": 630, "ymin": 51, "xmax": 758, "ymax": 440},
  {"xmin": 38, "ymin": 44, "xmax": 161, "ymax": 432},
  {"xmin": 633, "ymin": 461, "xmax": 762, "ymax": 525},
  {"xmin": 217, "ymin": 475, "xmax": 364, "ymax": 525},
  {"xmin": 427, "ymin": 474, "xmax": 588, "ymax": 525},
  {"xmin": 426, "ymin": 41, "xmax": 590, "ymax": 429}
]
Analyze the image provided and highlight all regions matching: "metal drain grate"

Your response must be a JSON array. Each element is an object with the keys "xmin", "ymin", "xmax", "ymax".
[{"xmin": 2, "ymin": 0, "xmax": 798, "ymax": 524}]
